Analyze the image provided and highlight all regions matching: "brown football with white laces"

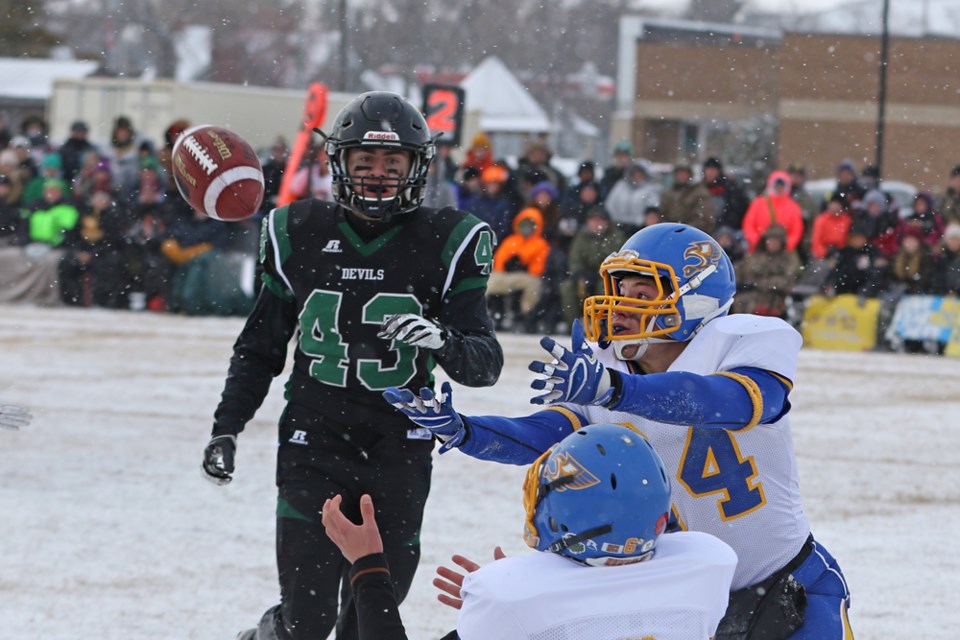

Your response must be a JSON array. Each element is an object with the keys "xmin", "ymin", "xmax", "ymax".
[{"xmin": 171, "ymin": 124, "xmax": 265, "ymax": 221}]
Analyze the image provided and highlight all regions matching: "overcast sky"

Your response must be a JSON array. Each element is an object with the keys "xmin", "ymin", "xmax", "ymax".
[{"xmin": 642, "ymin": 0, "xmax": 864, "ymax": 14}]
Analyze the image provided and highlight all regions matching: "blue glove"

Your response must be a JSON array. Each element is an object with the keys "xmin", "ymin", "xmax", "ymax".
[
  {"xmin": 382, "ymin": 381, "xmax": 466, "ymax": 452},
  {"xmin": 529, "ymin": 319, "xmax": 613, "ymax": 406}
]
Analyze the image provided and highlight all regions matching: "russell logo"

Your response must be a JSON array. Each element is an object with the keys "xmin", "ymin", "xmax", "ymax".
[{"xmin": 289, "ymin": 430, "xmax": 308, "ymax": 445}]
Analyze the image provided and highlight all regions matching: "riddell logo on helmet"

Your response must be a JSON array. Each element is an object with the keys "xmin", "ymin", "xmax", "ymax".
[{"xmin": 363, "ymin": 131, "xmax": 400, "ymax": 141}]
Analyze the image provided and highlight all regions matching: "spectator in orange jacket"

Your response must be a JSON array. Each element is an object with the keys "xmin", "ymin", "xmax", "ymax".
[
  {"xmin": 741, "ymin": 170, "xmax": 804, "ymax": 253},
  {"xmin": 810, "ymin": 194, "xmax": 853, "ymax": 260},
  {"xmin": 485, "ymin": 207, "xmax": 550, "ymax": 332}
]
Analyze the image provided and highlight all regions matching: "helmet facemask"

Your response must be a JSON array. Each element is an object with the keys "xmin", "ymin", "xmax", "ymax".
[
  {"xmin": 323, "ymin": 91, "xmax": 436, "ymax": 223},
  {"xmin": 327, "ymin": 139, "xmax": 432, "ymax": 222},
  {"xmin": 583, "ymin": 250, "xmax": 683, "ymax": 351}
]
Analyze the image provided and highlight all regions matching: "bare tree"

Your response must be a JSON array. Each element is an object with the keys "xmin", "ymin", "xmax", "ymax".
[{"xmin": 0, "ymin": 0, "xmax": 59, "ymax": 57}]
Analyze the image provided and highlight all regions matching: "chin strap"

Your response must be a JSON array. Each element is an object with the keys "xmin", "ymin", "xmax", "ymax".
[{"xmin": 546, "ymin": 524, "xmax": 613, "ymax": 555}]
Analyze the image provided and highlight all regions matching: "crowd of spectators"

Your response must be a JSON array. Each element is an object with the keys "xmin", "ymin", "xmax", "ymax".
[
  {"xmin": 2, "ymin": 113, "xmax": 959, "ymax": 355},
  {"xmin": 0, "ymin": 115, "xmax": 269, "ymax": 314}
]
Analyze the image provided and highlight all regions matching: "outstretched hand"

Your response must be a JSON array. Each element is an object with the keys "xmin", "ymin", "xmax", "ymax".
[
  {"xmin": 433, "ymin": 547, "xmax": 507, "ymax": 610},
  {"xmin": 383, "ymin": 382, "xmax": 466, "ymax": 452},
  {"xmin": 529, "ymin": 319, "xmax": 612, "ymax": 406},
  {"xmin": 322, "ymin": 494, "xmax": 384, "ymax": 564},
  {"xmin": 0, "ymin": 404, "xmax": 32, "ymax": 430}
]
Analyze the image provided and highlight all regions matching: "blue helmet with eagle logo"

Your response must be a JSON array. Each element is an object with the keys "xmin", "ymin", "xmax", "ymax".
[
  {"xmin": 582, "ymin": 223, "xmax": 736, "ymax": 357},
  {"xmin": 522, "ymin": 424, "xmax": 671, "ymax": 566}
]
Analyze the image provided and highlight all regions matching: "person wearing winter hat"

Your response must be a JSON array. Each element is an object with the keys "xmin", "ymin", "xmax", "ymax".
[
  {"xmin": 853, "ymin": 189, "xmax": 899, "ymax": 258},
  {"xmin": 931, "ymin": 223, "xmax": 960, "ymax": 296},
  {"xmin": 60, "ymin": 120, "xmax": 98, "ymax": 185},
  {"xmin": 834, "ymin": 158, "xmax": 865, "ymax": 207},
  {"xmin": 518, "ymin": 137, "xmax": 566, "ymax": 196},
  {"xmin": 527, "ymin": 180, "xmax": 562, "ymax": 241},
  {"xmin": 741, "ymin": 170, "xmax": 804, "ymax": 253},
  {"xmin": 107, "ymin": 115, "xmax": 141, "ymax": 204},
  {"xmin": 485, "ymin": 207, "xmax": 551, "ymax": 332},
  {"xmin": 702, "ymin": 156, "xmax": 750, "ymax": 230},
  {"xmin": 461, "ymin": 131, "xmax": 494, "ymax": 175},
  {"xmin": 600, "ymin": 139, "xmax": 634, "ymax": 196},
  {"xmin": 604, "ymin": 160, "xmax": 661, "ymax": 237},
  {"xmin": 22, "ymin": 153, "xmax": 64, "ymax": 207},
  {"xmin": 658, "ymin": 162, "xmax": 713, "ymax": 234},
  {"xmin": 559, "ymin": 205, "xmax": 627, "ymax": 325},
  {"xmin": 937, "ymin": 164, "xmax": 960, "ymax": 227}
]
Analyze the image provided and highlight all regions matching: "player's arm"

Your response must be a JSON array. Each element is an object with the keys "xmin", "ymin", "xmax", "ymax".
[
  {"xmin": 607, "ymin": 366, "xmax": 791, "ymax": 431},
  {"xmin": 211, "ymin": 211, "xmax": 298, "ymax": 438},
  {"xmin": 211, "ymin": 285, "xmax": 297, "ymax": 438},
  {"xmin": 383, "ymin": 382, "xmax": 581, "ymax": 465},
  {"xmin": 433, "ymin": 220, "xmax": 503, "ymax": 387},
  {"xmin": 458, "ymin": 409, "xmax": 579, "ymax": 464},
  {"xmin": 433, "ymin": 287, "xmax": 503, "ymax": 387}
]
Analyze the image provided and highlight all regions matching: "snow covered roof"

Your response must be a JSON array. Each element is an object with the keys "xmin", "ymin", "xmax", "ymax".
[
  {"xmin": 460, "ymin": 56, "xmax": 551, "ymax": 133},
  {"xmin": 0, "ymin": 58, "xmax": 99, "ymax": 100}
]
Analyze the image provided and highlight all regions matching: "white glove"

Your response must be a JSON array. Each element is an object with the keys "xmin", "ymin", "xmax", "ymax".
[
  {"xmin": 0, "ymin": 404, "xmax": 32, "ymax": 430},
  {"xmin": 378, "ymin": 314, "xmax": 447, "ymax": 350}
]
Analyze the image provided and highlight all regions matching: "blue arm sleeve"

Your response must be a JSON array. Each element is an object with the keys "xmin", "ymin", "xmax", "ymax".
[
  {"xmin": 609, "ymin": 366, "xmax": 791, "ymax": 430},
  {"xmin": 457, "ymin": 408, "xmax": 583, "ymax": 465}
]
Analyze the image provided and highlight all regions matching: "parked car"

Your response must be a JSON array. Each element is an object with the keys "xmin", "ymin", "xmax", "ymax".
[{"xmin": 804, "ymin": 178, "xmax": 917, "ymax": 218}]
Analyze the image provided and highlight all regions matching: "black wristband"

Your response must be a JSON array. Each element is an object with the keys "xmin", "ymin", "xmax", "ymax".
[{"xmin": 603, "ymin": 369, "xmax": 624, "ymax": 408}]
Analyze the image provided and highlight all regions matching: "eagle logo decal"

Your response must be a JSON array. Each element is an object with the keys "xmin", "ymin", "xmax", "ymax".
[
  {"xmin": 543, "ymin": 453, "xmax": 600, "ymax": 491},
  {"xmin": 682, "ymin": 240, "xmax": 722, "ymax": 278}
]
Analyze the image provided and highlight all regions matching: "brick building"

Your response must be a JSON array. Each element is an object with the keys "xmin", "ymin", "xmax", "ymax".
[{"xmin": 614, "ymin": 18, "xmax": 960, "ymax": 193}]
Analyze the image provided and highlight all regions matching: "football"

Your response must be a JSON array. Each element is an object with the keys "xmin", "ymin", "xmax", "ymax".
[{"xmin": 171, "ymin": 124, "xmax": 265, "ymax": 221}]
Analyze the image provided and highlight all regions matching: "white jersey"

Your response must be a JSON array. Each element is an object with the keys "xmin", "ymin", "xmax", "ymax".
[
  {"xmin": 457, "ymin": 531, "xmax": 736, "ymax": 640},
  {"xmin": 580, "ymin": 314, "xmax": 810, "ymax": 590}
]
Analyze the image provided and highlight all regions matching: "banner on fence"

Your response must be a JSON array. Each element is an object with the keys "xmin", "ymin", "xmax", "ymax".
[
  {"xmin": 887, "ymin": 295, "xmax": 960, "ymax": 356},
  {"xmin": 801, "ymin": 294, "xmax": 881, "ymax": 351}
]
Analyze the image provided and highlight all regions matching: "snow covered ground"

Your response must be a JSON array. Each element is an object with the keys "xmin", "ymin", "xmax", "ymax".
[{"xmin": 1, "ymin": 304, "xmax": 958, "ymax": 639}]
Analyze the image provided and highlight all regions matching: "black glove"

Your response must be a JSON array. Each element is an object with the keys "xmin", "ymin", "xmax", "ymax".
[
  {"xmin": 504, "ymin": 256, "xmax": 525, "ymax": 272},
  {"xmin": 202, "ymin": 435, "xmax": 236, "ymax": 485}
]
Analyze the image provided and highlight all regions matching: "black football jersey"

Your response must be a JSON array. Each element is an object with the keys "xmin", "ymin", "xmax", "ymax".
[{"xmin": 256, "ymin": 199, "xmax": 497, "ymax": 432}]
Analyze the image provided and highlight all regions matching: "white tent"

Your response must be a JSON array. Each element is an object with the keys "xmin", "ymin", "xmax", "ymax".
[
  {"xmin": 0, "ymin": 58, "xmax": 99, "ymax": 100},
  {"xmin": 458, "ymin": 56, "xmax": 554, "ymax": 159},
  {"xmin": 460, "ymin": 56, "xmax": 551, "ymax": 134}
]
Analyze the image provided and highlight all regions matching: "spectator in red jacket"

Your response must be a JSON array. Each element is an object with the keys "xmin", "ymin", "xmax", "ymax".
[
  {"xmin": 810, "ymin": 194, "xmax": 853, "ymax": 260},
  {"xmin": 741, "ymin": 170, "xmax": 804, "ymax": 253}
]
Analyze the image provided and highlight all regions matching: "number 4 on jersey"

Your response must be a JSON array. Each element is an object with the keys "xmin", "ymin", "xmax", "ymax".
[{"xmin": 677, "ymin": 428, "xmax": 766, "ymax": 521}]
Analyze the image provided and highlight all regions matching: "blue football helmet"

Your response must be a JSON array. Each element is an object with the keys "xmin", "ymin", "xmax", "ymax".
[
  {"xmin": 522, "ymin": 424, "xmax": 671, "ymax": 566},
  {"xmin": 582, "ymin": 223, "xmax": 736, "ymax": 359}
]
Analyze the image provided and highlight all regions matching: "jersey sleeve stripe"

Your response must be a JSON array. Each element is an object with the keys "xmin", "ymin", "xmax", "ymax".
[
  {"xmin": 545, "ymin": 406, "xmax": 584, "ymax": 430},
  {"xmin": 441, "ymin": 220, "xmax": 488, "ymax": 298},
  {"xmin": 268, "ymin": 207, "xmax": 295, "ymax": 294},
  {"xmin": 770, "ymin": 371, "xmax": 794, "ymax": 391},
  {"xmin": 712, "ymin": 371, "xmax": 763, "ymax": 430},
  {"xmin": 446, "ymin": 276, "xmax": 488, "ymax": 298}
]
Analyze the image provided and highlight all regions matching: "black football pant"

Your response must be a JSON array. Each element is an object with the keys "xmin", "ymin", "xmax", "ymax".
[{"xmin": 258, "ymin": 411, "xmax": 433, "ymax": 640}]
